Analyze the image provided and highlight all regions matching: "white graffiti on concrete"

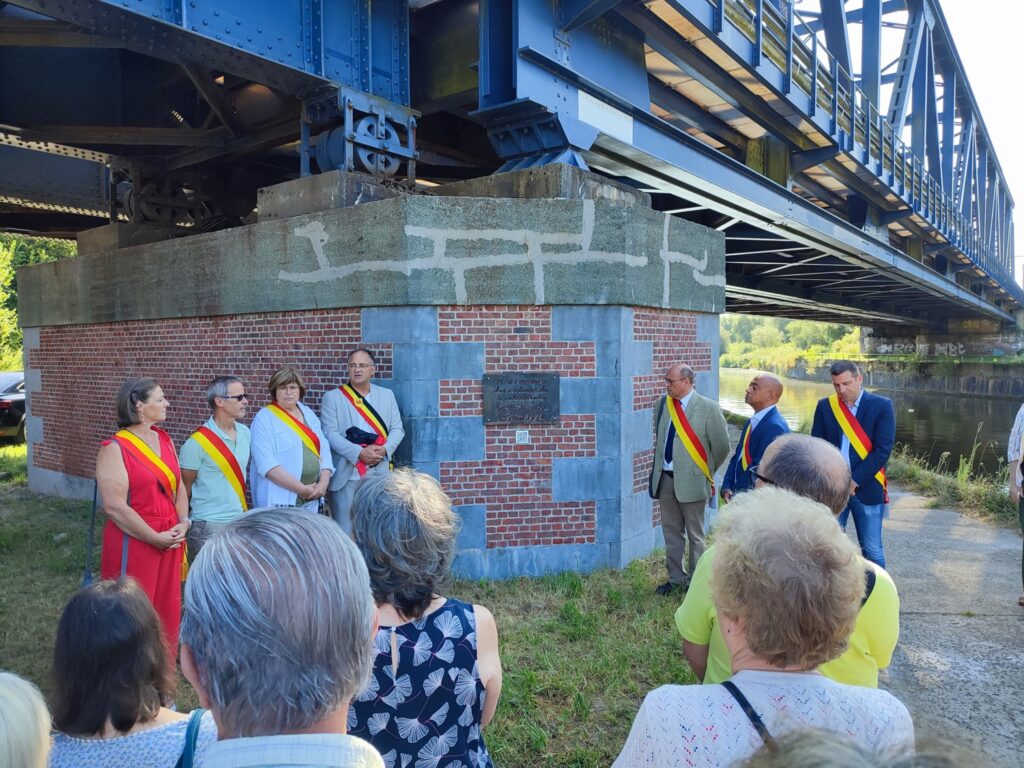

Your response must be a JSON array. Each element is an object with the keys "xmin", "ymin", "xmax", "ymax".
[
  {"xmin": 875, "ymin": 341, "xmax": 967, "ymax": 356},
  {"xmin": 279, "ymin": 200, "xmax": 724, "ymax": 305}
]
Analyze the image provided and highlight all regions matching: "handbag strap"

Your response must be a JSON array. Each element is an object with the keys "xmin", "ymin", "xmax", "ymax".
[
  {"xmin": 82, "ymin": 481, "xmax": 99, "ymax": 586},
  {"xmin": 721, "ymin": 681, "xmax": 777, "ymax": 752},
  {"xmin": 174, "ymin": 708, "xmax": 206, "ymax": 768}
]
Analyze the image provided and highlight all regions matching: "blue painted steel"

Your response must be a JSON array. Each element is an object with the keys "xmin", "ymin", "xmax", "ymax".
[
  {"xmin": 560, "ymin": 0, "xmax": 625, "ymax": 33},
  {"xmin": 861, "ymin": 0, "xmax": 882, "ymax": 109},
  {"xmin": 819, "ymin": 1, "xmax": 852, "ymax": 76},
  {"xmin": 9, "ymin": 0, "xmax": 410, "ymax": 105}
]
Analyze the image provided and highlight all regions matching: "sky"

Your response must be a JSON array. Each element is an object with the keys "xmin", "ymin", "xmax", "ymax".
[{"xmin": 927, "ymin": 0, "xmax": 1024, "ymax": 281}]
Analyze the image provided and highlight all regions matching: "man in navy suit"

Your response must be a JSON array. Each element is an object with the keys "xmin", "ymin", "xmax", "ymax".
[
  {"xmin": 721, "ymin": 373, "xmax": 789, "ymax": 502},
  {"xmin": 811, "ymin": 360, "xmax": 896, "ymax": 567}
]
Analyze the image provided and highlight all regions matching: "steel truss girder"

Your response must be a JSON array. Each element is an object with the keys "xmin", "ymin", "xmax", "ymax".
[{"xmin": 0, "ymin": 144, "xmax": 110, "ymax": 217}]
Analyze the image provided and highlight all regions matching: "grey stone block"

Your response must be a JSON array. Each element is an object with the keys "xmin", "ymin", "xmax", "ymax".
[
  {"xmin": 362, "ymin": 307, "xmax": 439, "ymax": 343},
  {"xmin": 454, "ymin": 504, "xmax": 487, "ymax": 550},
  {"xmin": 432, "ymin": 164, "xmax": 650, "ymax": 206},
  {"xmin": 405, "ymin": 417, "xmax": 484, "ymax": 462},
  {"xmin": 551, "ymin": 306, "xmax": 629, "ymax": 341},
  {"xmin": 257, "ymin": 169, "xmax": 404, "ymax": 222},
  {"xmin": 388, "ymin": 379, "xmax": 440, "ymax": 418},
  {"xmin": 559, "ymin": 377, "xmax": 620, "ymax": 414},
  {"xmin": 391, "ymin": 342, "xmax": 484, "ymax": 380},
  {"xmin": 552, "ymin": 457, "xmax": 619, "ymax": 501},
  {"xmin": 453, "ymin": 541, "xmax": 610, "ymax": 580}
]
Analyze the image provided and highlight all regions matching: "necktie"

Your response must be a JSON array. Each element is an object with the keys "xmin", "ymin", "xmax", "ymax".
[{"xmin": 665, "ymin": 419, "xmax": 675, "ymax": 464}]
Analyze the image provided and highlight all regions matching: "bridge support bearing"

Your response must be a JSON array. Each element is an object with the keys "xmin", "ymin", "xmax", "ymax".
[{"xmin": 19, "ymin": 165, "xmax": 726, "ymax": 579}]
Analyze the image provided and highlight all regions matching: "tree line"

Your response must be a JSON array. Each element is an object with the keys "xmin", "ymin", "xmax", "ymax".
[
  {"xmin": 0, "ymin": 235, "xmax": 77, "ymax": 370},
  {"xmin": 720, "ymin": 314, "xmax": 860, "ymax": 372}
]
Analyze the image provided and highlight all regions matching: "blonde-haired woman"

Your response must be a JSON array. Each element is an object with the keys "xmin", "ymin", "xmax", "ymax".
[
  {"xmin": 250, "ymin": 367, "xmax": 332, "ymax": 513},
  {"xmin": 614, "ymin": 487, "xmax": 913, "ymax": 768},
  {"xmin": 0, "ymin": 671, "xmax": 51, "ymax": 768}
]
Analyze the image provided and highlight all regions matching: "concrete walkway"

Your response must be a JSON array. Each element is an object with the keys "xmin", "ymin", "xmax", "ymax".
[{"xmin": 879, "ymin": 488, "xmax": 1024, "ymax": 766}]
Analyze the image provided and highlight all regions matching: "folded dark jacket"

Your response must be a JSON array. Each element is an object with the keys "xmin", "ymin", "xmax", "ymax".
[{"xmin": 345, "ymin": 426, "xmax": 379, "ymax": 445}]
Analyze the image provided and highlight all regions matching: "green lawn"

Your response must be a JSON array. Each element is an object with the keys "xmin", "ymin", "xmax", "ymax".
[{"xmin": 0, "ymin": 445, "xmax": 691, "ymax": 767}]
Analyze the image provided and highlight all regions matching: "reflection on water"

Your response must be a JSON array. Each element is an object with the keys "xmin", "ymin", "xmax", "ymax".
[{"xmin": 719, "ymin": 368, "xmax": 1020, "ymax": 472}]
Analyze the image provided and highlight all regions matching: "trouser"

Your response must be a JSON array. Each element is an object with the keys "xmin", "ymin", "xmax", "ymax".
[
  {"xmin": 328, "ymin": 480, "xmax": 359, "ymax": 535},
  {"xmin": 186, "ymin": 519, "xmax": 229, "ymax": 564},
  {"xmin": 838, "ymin": 497, "xmax": 886, "ymax": 568},
  {"xmin": 658, "ymin": 473, "xmax": 707, "ymax": 584},
  {"xmin": 1019, "ymin": 499, "xmax": 1024, "ymax": 592}
]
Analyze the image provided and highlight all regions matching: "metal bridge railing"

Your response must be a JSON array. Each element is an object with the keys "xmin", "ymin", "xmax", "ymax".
[{"xmin": 706, "ymin": 0, "xmax": 1015, "ymax": 297}]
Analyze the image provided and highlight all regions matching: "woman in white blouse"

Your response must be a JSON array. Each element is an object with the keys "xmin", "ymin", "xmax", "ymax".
[
  {"xmin": 250, "ymin": 366, "xmax": 332, "ymax": 513},
  {"xmin": 614, "ymin": 487, "xmax": 914, "ymax": 768}
]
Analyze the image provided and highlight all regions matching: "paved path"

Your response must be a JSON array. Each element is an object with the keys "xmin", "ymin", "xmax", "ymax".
[{"xmin": 879, "ymin": 488, "xmax": 1023, "ymax": 766}]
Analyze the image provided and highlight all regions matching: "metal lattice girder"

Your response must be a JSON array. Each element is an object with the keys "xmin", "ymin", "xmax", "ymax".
[
  {"xmin": 7, "ymin": 0, "xmax": 411, "ymax": 104},
  {"xmin": 0, "ymin": 144, "xmax": 110, "ymax": 217}
]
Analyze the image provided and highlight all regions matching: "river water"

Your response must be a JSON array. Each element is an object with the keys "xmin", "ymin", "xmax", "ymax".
[{"xmin": 718, "ymin": 368, "xmax": 1021, "ymax": 473}]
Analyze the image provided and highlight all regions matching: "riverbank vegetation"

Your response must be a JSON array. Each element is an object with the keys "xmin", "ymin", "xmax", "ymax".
[
  {"xmin": 720, "ymin": 314, "xmax": 860, "ymax": 371},
  {"xmin": 0, "ymin": 444, "xmax": 687, "ymax": 768},
  {"xmin": 886, "ymin": 443, "xmax": 1018, "ymax": 525},
  {"xmin": 0, "ymin": 234, "xmax": 76, "ymax": 370}
]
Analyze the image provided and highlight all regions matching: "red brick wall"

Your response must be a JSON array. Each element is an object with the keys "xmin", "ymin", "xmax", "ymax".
[
  {"xmin": 438, "ymin": 306, "xmax": 596, "ymax": 375},
  {"xmin": 437, "ymin": 306, "xmax": 599, "ymax": 548},
  {"xmin": 28, "ymin": 309, "xmax": 382, "ymax": 478},
  {"xmin": 441, "ymin": 418, "xmax": 597, "ymax": 548}
]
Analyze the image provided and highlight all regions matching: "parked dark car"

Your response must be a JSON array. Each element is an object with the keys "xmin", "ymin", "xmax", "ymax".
[{"xmin": 0, "ymin": 372, "xmax": 26, "ymax": 442}]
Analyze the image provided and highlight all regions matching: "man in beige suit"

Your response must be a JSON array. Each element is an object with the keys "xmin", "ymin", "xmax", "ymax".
[{"xmin": 649, "ymin": 363, "xmax": 730, "ymax": 595}]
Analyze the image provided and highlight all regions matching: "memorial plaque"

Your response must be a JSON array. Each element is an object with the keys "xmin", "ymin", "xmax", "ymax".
[{"xmin": 482, "ymin": 373, "xmax": 560, "ymax": 424}]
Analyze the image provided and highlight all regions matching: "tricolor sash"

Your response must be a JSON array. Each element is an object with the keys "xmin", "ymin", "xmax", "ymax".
[
  {"xmin": 113, "ymin": 430, "xmax": 178, "ymax": 498},
  {"xmin": 267, "ymin": 403, "xmax": 320, "ymax": 456},
  {"xmin": 192, "ymin": 426, "xmax": 247, "ymax": 512},
  {"xmin": 340, "ymin": 384, "xmax": 390, "ymax": 477},
  {"xmin": 666, "ymin": 396, "xmax": 715, "ymax": 494},
  {"xmin": 828, "ymin": 394, "xmax": 887, "ymax": 495},
  {"xmin": 740, "ymin": 421, "xmax": 753, "ymax": 471}
]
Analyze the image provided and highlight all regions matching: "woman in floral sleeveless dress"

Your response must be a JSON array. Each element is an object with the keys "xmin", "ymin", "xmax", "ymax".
[{"xmin": 349, "ymin": 470, "xmax": 502, "ymax": 768}]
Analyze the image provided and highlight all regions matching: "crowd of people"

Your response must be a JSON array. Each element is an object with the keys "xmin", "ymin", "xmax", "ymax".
[{"xmin": 0, "ymin": 353, "xmax": 1008, "ymax": 767}]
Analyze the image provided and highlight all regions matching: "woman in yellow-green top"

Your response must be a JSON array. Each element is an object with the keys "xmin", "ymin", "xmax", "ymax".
[{"xmin": 675, "ymin": 433, "xmax": 899, "ymax": 688}]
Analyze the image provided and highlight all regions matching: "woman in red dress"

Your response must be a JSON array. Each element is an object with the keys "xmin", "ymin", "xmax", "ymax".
[{"xmin": 96, "ymin": 378, "xmax": 190, "ymax": 656}]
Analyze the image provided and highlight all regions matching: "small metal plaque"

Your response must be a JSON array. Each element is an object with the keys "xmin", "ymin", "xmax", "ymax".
[{"xmin": 482, "ymin": 373, "xmax": 560, "ymax": 425}]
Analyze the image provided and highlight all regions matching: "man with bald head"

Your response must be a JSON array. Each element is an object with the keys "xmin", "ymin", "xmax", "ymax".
[
  {"xmin": 676, "ymin": 433, "xmax": 900, "ymax": 688},
  {"xmin": 649, "ymin": 363, "xmax": 730, "ymax": 595},
  {"xmin": 721, "ymin": 373, "xmax": 789, "ymax": 503}
]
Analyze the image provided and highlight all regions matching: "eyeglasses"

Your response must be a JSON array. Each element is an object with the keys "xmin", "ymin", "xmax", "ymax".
[
  {"xmin": 349, "ymin": 363, "xmax": 373, "ymax": 369},
  {"xmin": 665, "ymin": 377, "xmax": 684, "ymax": 384},
  {"xmin": 749, "ymin": 464, "xmax": 776, "ymax": 486},
  {"xmin": 220, "ymin": 393, "xmax": 249, "ymax": 401}
]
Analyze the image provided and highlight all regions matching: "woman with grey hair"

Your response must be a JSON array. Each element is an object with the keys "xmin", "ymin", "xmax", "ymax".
[
  {"xmin": 614, "ymin": 487, "xmax": 913, "ymax": 768},
  {"xmin": 348, "ymin": 469, "xmax": 502, "ymax": 768}
]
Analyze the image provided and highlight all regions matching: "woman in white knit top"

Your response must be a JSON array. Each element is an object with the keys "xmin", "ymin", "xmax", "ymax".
[{"xmin": 614, "ymin": 487, "xmax": 914, "ymax": 768}]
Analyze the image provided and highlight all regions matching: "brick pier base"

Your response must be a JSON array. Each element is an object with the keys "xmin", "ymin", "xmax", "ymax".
[{"xmin": 20, "ymin": 165, "xmax": 725, "ymax": 578}]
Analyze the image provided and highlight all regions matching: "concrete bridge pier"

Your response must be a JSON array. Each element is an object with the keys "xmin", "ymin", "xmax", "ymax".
[
  {"xmin": 861, "ymin": 318, "xmax": 1024, "ymax": 359},
  {"xmin": 18, "ymin": 165, "xmax": 727, "ymax": 578}
]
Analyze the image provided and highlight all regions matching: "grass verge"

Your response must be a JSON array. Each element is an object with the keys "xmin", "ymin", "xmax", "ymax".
[
  {"xmin": 886, "ymin": 444, "xmax": 1018, "ymax": 525},
  {"xmin": 0, "ymin": 445, "xmax": 691, "ymax": 768}
]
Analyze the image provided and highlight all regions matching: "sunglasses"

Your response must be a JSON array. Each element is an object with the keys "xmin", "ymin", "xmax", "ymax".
[
  {"xmin": 220, "ymin": 393, "xmax": 249, "ymax": 401},
  {"xmin": 749, "ymin": 464, "xmax": 776, "ymax": 486}
]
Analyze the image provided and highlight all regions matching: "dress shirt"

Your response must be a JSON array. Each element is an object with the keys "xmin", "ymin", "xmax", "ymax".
[
  {"xmin": 663, "ymin": 389, "xmax": 695, "ymax": 472},
  {"xmin": 839, "ymin": 390, "xmax": 865, "ymax": 467},
  {"xmin": 201, "ymin": 733, "xmax": 384, "ymax": 768}
]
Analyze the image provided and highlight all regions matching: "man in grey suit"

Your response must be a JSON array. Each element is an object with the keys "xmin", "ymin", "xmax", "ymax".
[
  {"xmin": 649, "ymin": 363, "xmax": 730, "ymax": 595},
  {"xmin": 320, "ymin": 348, "xmax": 405, "ymax": 533}
]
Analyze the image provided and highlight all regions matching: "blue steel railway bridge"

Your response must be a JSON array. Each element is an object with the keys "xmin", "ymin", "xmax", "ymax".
[{"xmin": 0, "ymin": 0, "xmax": 1019, "ymax": 331}]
